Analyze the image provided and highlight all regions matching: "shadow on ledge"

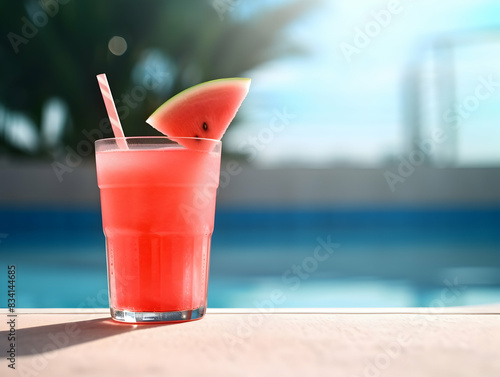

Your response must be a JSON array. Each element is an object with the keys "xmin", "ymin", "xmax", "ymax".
[{"xmin": 3, "ymin": 315, "xmax": 187, "ymax": 356}]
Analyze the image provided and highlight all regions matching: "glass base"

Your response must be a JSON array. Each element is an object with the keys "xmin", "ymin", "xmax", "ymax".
[{"xmin": 110, "ymin": 306, "xmax": 206, "ymax": 323}]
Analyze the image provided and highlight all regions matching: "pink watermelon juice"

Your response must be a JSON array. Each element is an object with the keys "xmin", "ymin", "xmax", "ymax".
[{"xmin": 95, "ymin": 137, "xmax": 221, "ymax": 320}]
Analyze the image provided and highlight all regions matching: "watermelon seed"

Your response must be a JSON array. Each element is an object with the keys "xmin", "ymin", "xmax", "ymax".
[{"xmin": 203, "ymin": 122, "xmax": 208, "ymax": 130}]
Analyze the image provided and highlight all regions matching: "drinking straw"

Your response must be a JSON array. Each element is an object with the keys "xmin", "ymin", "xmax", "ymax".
[{"xmin": 96, "ymin": 73, "xmax": 128, "ymax": 149}]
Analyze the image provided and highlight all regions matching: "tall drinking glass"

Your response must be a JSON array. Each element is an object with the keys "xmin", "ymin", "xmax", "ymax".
[{"xmin": 95, "ymin": 137, "xmax": 221, "ymax": 323}]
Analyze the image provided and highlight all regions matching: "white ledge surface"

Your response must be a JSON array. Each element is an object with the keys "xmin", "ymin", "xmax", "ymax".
[{"xmin": 1, "ymin": 306, "xmax": 500, "ymax": 376}]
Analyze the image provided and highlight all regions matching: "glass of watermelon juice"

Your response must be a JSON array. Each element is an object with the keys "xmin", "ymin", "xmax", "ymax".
[{"xmin": 95, "ymin": 136, "xmax": 221, "ymax": 323}]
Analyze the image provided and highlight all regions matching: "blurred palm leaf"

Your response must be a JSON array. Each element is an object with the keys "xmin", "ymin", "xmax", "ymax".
[{"xmin": 0, "ymin": 0, "xmax": 318, "ymax": 157}]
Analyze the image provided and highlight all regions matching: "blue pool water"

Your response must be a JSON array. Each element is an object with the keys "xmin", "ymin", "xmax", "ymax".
[{"xmin": 2, "ymin": 207, "xmax": 500, "ymax": 308}]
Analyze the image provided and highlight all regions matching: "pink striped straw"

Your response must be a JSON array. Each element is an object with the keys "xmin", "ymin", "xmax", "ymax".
[{"xmin": 96, "ymin": 73, "xmax": 128, "ymax": 149}]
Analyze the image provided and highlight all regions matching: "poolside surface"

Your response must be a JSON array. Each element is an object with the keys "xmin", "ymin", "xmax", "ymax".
[{"xmin": 2, "ymin": 307, "xmax": 499, "ymax": 376}]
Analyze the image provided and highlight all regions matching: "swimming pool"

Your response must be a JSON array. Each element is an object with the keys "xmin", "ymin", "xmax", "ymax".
[{"xmin": 2, "ymin": 207, "xmax": 500, "ymax": 308}]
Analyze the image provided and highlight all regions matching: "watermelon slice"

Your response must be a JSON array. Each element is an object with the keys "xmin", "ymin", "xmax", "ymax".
[{"xmin": 146, "ymin": 78, "xmax": 251, "ymax": 147}]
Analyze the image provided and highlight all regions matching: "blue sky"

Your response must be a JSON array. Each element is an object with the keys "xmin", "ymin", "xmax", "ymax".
[{"xmin": 224, "ymin": 0, "xmax": 500, "ymax": 167}]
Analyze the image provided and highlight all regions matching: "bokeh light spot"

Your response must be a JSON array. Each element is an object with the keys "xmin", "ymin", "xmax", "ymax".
[{"xmin": 108, "ymin": 36, "xmax": 127, "ymax": 56}]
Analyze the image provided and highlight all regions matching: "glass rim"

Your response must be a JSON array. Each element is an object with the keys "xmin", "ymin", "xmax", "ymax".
[{"xmin": 95, "ymin": 136, "xmax": 221, "ymax": 144}]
